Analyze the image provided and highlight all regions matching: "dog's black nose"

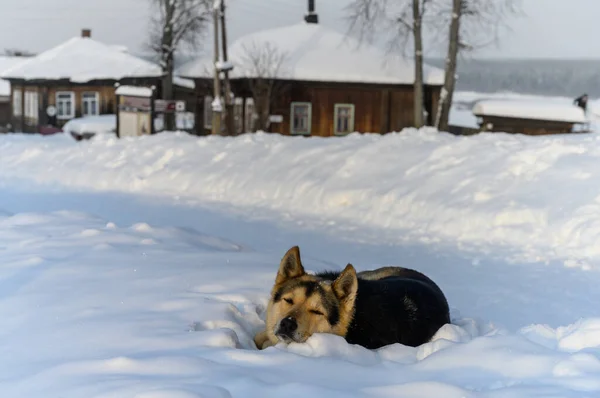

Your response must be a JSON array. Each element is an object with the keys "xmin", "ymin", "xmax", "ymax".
[{"xmin": 278, "ymin": 317, "xmax": 297, "ymax": 336}]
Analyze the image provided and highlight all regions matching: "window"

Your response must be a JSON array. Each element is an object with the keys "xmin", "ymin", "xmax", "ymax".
[
  {"xmin": 244, "ymin": 98, "xmax": 255, "ymax": 132},
  {"xmin": 24, "ymin": 91, "xmax": 39, "ymax": 121},
  {"xmin": 82, "ymin": 92, "xmax": 100, "ymax": 116},
  {"xmin": 234, "ymin": 97, "xmax": 243, "ymax": 134},
  {"xmin": 290, "ymin": 102, "xmax": 311, "ymax": 135},
  {"xmin": 24, "ymin": 92, "xmax": 31, "ymax": 118},
  {"xmin": 204, "ymin": 95, "xmax": 213, "ymax": 129},
  {"xmin": 334, "ymin": 104, "xmax": 355, "ymax": 135},
  {"xmin": 12, "ymin": 89, "xmax": 21, "ymax": 116},
  {"xmin": 56, "ymin": 91, "xmax": 75, "ymax": 119}
]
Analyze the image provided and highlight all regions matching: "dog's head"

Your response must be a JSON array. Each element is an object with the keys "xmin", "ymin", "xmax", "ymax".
[{"xmin": 265, "ymin": 246, "xmax": 358, "ymax": 345}]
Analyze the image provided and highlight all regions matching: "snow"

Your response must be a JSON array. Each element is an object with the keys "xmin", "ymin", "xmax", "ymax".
[
  {"xmin": 216, "ymin": 60, "xmax": 235, "ymax": 72},
  {"xmin": 177, "ymin": 22, "xmax": 445, "ymax": 86},
  {"xmin": 473, "ymin": 99, "xmax": 587, "ymax": 124},
  {"xmin": 212, "ymin": 96, "xmax": 223, "ymax": 112},
  {"xmin": 3, "ymin": 126, "xmax": 600, "ymax": 396},
  {"xmin": 449, "ymin": 107, "xmax": 479, "ymax": 128},
  {"xmin": 61, "ymin": 114, "xmax": 116, "ymax": 137},
  {"xmin": 0, "ymin": 55, "xmax": 29, "ymax": 98},
  {"xmin": 115, "ymin": 85, "xmax": 154, "ymax": 97},
  {"xmin": 173, "ymin": 76, "xmax": 195, "ymax": 90},
  {"xmin": 0, "ymin": 37, "xmax": 162, "ymax": 82}
]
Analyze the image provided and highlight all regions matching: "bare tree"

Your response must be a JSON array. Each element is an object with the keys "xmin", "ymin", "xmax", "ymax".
[
  {"xmin": 148, "ymin": 0, "xmax": 211, "ymax": 131},
  {"xmin": 434, "ymin": 0, "xmax": 523, "ymax": 131},
  {"xmin": 239, "ymin": 42, "xmax": 289, "ymax": 132},
  {"xmin": 345, "ymin": 0, "xmax": 434, "ymax": 128}
]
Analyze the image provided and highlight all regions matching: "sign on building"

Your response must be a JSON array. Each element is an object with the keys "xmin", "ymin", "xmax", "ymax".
[{"xmin": 115, "ymin": 85, "xmax": 155, "ymax": 138}]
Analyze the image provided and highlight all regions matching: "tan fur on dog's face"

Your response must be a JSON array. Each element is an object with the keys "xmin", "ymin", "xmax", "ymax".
[{"xmin": 262, "ymin": 246, "xmax": 358, "ymax": 346}]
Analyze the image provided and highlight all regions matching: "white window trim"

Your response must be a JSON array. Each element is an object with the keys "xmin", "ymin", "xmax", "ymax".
[
  {"xmin": 24, "ymin": 91, "xmax": 39, "ymax": 121},
  {"xmin": 204, "ymin": 95, "xmax": 213, "ymax": 129},
  {"xmin": 290, "ymin": 102, "xmax": 312, "ymax": 135},
  {"xmin": 333, "ymin": 103, "xmax": 356, "ymax": 136},
  {"xmin": 82, "ymin": 91, "xmax": 100, "ymax": 117},
  {"xmin": 244, "ymin": 97, "xmax": 255, "ymax": 133},
  {"xmin": 233, "ymin": 97, "xmax": 243, "ymax": 134},
  {"xmin": 56, "ymin": 91, "xmax": 75, "ymax": 120},
  {"xmin": 24, "ymin": 91, "xmax": 31, "ymax": 118},
  {"xmin": 13, "ymin": 89, "xmax": 22, "ymax": 116}
]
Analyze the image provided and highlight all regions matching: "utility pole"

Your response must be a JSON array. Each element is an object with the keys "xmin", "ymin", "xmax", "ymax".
[
  {"xmin": 220, "ymin": 0, "xmax": 235, "ymax": 135},
  {"xmin": 211, "ymin": 0, "xmax": 222, "ymax": 135}
]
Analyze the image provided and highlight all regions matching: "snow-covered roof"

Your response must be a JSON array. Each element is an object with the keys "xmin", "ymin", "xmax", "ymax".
[
  {"xmin": 173, "ymin": 76, "xmax": 195, "ymax": 90},
  {"xmin": 0, "ymin": 56, "xmax": 29, "ymax": 98},
  {"xmin": 177, "ymin": 22, "xmax": 445, "ymax": 86},
  {"xmin": 472, "ymin": 100, "xmax": 587, "ymax": 124},
  {"xmin": 115, "ymin": 85, "xmax": 154, "ymax": 97},
  {"xmin": 0, "ymin": 37, "xmax": 163, "ymax": 82}
]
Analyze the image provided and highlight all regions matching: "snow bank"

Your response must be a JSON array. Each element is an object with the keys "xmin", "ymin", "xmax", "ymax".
[
  {"xmin": 473, "ymin": 99, "xmax": 587, "ymax": 123},
  {"xmin": 62, "ymin": 114, "xmax": 116, "ymax": 137},
  {"xmin": 1, "ymin": 206, "xmax": 600, "ymax": 397},
  {"xmin": 5, "ymin": 128, "xmax": 600, "ymax": 265}
]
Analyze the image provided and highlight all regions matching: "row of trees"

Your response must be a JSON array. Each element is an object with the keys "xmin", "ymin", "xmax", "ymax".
[{"xmin": 346, "ymin": 0, "xmax": 522, "ymax": 131}]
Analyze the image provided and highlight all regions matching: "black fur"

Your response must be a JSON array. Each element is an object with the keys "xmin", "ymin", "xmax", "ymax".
[{"xmin": 317, "ymin": 268, "xmax": 450, "ymax": 349}]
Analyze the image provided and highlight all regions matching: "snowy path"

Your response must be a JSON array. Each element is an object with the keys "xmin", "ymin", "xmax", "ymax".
[
  {"xmin": 0, "ymin": 185, "xmax": 600, "ymax": 397},
  {"xmin": 2, "ymin": 130, "xmax": 600, "ymax": 396}
]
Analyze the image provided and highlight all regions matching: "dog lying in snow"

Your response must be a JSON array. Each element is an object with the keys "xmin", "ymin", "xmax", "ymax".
[{"xmin": 254, "ymin": 246, "xmax": 450, "ymax": 350}]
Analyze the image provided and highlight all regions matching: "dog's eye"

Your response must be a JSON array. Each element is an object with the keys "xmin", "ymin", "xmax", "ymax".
[
  {"xmin": 284, "ymin": 298, "xmax": 294, "ymax": 305},
  {"xmin": 309, "ymin": 309, "xmax": 324, "ymax": 316}
]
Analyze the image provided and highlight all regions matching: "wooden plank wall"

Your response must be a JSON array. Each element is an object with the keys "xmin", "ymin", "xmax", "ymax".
[{"xmin": 269, "ymin": 83, "xmax": 423, "ymax": 137}]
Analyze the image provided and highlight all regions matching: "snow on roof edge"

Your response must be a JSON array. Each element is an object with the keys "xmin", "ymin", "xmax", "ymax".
[
  {"xmin": 176, "ymin": 23, "xmax": 445, "ymax": 86},
  {"xmin": 472, "ymin": 100, "xmax": 587, "ymax": 124},
  {"xmin": 0, "ymin": 37, "xmax": 163, "ymax": 82},
  {"xmin": 115, "ymin": 85, "xmax": 153, "ymax": 97}
]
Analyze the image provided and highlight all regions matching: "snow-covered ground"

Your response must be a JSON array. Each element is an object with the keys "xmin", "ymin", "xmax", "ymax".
[{"xmin": 2, "ymin": 126, "xmax": 600, "ymax": 397}]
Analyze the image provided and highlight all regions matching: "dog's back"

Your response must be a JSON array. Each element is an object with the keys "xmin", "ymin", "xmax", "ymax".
[{"xmin": 318, "ymin": 266, "xmax": 450, "ymax": 349}]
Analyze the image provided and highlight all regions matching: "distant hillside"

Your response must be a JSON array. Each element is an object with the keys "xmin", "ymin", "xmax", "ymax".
[{"xmin": 427, "ymin": 58, "xmax": 600, "ymax": 98}]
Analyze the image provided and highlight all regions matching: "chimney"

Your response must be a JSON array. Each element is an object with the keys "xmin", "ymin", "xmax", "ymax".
[
  {"xmin": 304, "ymin": 0, "xmax": 318, "ymax": 24},
  {"xmin": 81, "ymin": 29, "xmax": 91, "ymax": 38}
]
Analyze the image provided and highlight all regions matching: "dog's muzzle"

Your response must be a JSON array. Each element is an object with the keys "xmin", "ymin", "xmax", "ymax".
[{"xmin": 275, "ymin": 316, "xmax": 298, "ymax": 342}]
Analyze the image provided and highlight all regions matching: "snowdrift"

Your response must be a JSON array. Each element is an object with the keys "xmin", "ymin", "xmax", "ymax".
[
  {"xmin": 0, "ymin": 208, "xmax": 600, "ymax": 397},
  {"xmin": 2, "ymin": 128, "xmax": 600, "ymax": 266}
]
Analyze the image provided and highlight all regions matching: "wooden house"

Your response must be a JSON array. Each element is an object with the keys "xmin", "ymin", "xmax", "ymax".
[
  {"xmin": 472, "ymin": 100, "xmax": 588, "ymax": 136},
  {"xmin": 0, "ymin": 56, "xmax": 30, "ymax": 132},
  {"xmin": 177, "ymin": 14, "xmax": 444, "ymax": 137},
  {"xmin": 1, "ymin": 29, "xmax": 196, "ymax": 134}
]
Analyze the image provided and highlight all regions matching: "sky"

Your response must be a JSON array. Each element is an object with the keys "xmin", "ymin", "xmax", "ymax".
[{"xmin": 0, "ymin": 0, "xmax": 598, "ymax": 60}]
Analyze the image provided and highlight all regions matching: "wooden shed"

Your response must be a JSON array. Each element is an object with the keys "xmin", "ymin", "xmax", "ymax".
[
  {"xmin": 472, "ymin": 100, "xmax": 588, "ymax": 136},
  {"xmin": 1, "ymin": 29, "xmax": 195, "ymax": 134},
  {"xmin": 177, "ymin": 20, "xmax": 444, "ymax": 137}
]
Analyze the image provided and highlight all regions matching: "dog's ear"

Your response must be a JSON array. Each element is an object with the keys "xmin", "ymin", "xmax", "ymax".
[
  {"xmin": 332, "ymin": 264, "xmax": 358, "ymax": 304},
  {"xmin": 275, "ymin": 246, "xmax": 305, "ymax": 285}
]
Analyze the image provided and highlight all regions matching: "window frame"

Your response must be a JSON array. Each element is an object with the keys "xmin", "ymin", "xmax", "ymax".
[
  {"xmin": 81, "ymin": 91, "xmax": 100, "ymax": 117},
  {"xmin": 203, "ymin": 95, "xmax": 213, "ymax": 129},
  {"xmin": 233, "ymin": 97, "xmax": 243, "ymax": 134},
  {"xmin": 333, "ymin": 103, "xmax": 355, "ymax": 136},
  {"xmin": 12, "ymin": 88, "xmax": 22, "ymax": 116},
  {"xmin": 55, "ymin": 91, "xmax": 75, "ymax": 120},
  {"xmin": 24, "ymin": 91, "xmax": 39, "ymax": 121},
  {"xmin": 290, "ymin": 102, "xmax": 312, "ymax": 136},
  {"xmin": 244, "ymin": 97, "xmax": 255, "ymax": 133}
]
